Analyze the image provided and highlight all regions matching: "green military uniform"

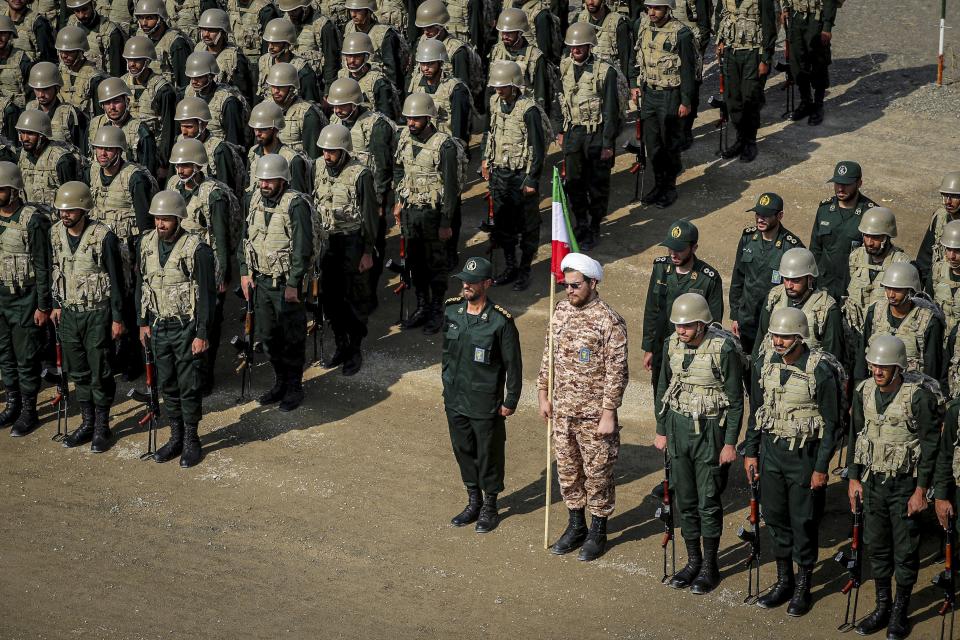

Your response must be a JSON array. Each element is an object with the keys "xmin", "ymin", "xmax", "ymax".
[
  {"xmin": 409, "ymin": 34, "xmax": 476, "ymax": 98},
  {"xmin": 412, "ymin": 75, "xmax": 472, "ymax": 146},
  {"xmin": 0, "ymin": 4, "xmax": 56, "ymax": 63},
  {"xmin": 345, "ymin": 20, "xmax": 404, "ymax": 93},
  {"xmin": 67, "ymin": 11, "xmax": 126, "ymax": 77},
  {"xmin": 934, "ymin": 398, "xmax": 960, "ymax": 559},
  {"xmin": 18, "ymin": 139, "xmax": 82, "ymax": 205},
  {"xmin": 87, "ymin": 113, "xmax": 161, "ymax": 176},
  {"xmin": 273, "ymin": 95, "xmax": 327, "ymax": 160},
  {"xmin": 286, "ymin": 5, "xmax": 342, "ymax": 97},
  {"xmin": 754, "ymin": 286, "xmax": 843, "ymax": 361},
  {"xmin": 488, "ymin": 37, "xmax": 552, "ymax": 118},
  {"xmin": 577, "ymin": 3, "xmax": 632, "ymax": 79},
  {"xmin": 185, "ymin": 83, "xmax": 248, "ymax": 147},
  {"xmin": 918, "ymin": 205, "xmax": 960, "ymax": 296},
  {"xmin": 339, "ymin": 63, "xmax": 400, "ymax": 123},
  {"xmin": 0, "ymin": 44, "xmax": 31, "ymax": 143},
  {"xmin": 194, "ymin": 41, "xmax": 254, "ymax": 107},
  {"xmin": 59, "ymin": 59, "xmax": 107, "ymax": 120},
  {"xmin": 856, "ymin": 300, "xmax": 945, "ymax": 384},
  {"xmin": 513, "ymin": 0, "xmax": 562, "ymax": 66},
  {"xmin": 670, "ymin": 0, "xmax": 712, "ymax": 147},
  {"xmin": 226, "ymin": 0, "xmax": 281, "ymax": 89},
  {"xmin": 184, "ymin": 130, "xmax": 248, "ymax": 198},
  {"xmin": 124, "ymin": 68, "xmax": 177, "ymax": 169},
  {"xmin": 785, "ymin": 0, "xmax": 837, "ymax": 124},
  {"xmin": 247, "ymin": 140, "xmax": 312, "ymax": 194},
  {"xmin": 808, "ymin": 186, "xmax": 877, "ymax": 301},
  {"xmin": 144, "ymin": 23, "xmax": 193, "ymax": 91},
  {"xmin": 256, "ymin": 50, "xmax": 322, "ymax": 104}
]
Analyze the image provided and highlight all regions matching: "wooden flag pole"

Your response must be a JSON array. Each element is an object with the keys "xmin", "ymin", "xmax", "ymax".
[{"xmin": 544, "ymin": 275, "xmax": 555, "ymax": 550}]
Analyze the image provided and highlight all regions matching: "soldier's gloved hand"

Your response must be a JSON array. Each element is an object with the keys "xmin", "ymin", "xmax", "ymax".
[
  {"xmin": 480, "ymin": 160, "xmax": 490, "ymax": 182},
  {"xmin": 34, "ymin": 308, "xmax": 50, "ymax": 326},
  {"xmin": 847, "ymin": 479, "xmax": 863, "ymax": 513},
  {"xmin": 907, "ymin": 486, "xmax": 929, "ymax": 517},
  {"xmin": 936, "ymin": 499, "xmax": 955, "ymax": 529},
  {"xmin": 643, "ymin": 351, "xmax": 654, "ymax": 371}
]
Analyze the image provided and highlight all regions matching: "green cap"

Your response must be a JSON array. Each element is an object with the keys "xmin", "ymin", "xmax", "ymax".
[
  {"xmin": 747, "ymin": 192, "xmax": 783, "ymax": 216},
  {"xmin": 660, "ymin": 220, "xmax": 698, "ymax": 250},
  {"xmin": 454, "ymin": 256, "xmax": 493, "ymax": 283},
  {"xmin": 828, "ymin": 160, "xmax": 862, "ymax": 185}
]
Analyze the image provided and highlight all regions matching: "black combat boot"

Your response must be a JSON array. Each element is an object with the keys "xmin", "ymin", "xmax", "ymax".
[
  {"xmin": 808, "ymin": 88, "xmax": 826, "ymax": 126},
  {"xmin": 279, "ymin": 371, "xmax": 305, "ymax": 411},
  {"xmin": 791, "ymin": 100, "xmax": 813, "ymax": 121},
  {"xmin": 451, "ymin": 487, "xmax": 482, "ymax": 526},
  {"xmin": 640, "ymin": 180, "xmax": 663, "ymax": 205},
  {"xmin": 885, "ymin": 585, "xmax": 912, "ymax": 640},
  {"xmin": 90, "ymin": 405, "xmax": 112, "ymax": 453},
  {"xmin": 656, "ymin": 183, "xmax": 678, "ymax": 209},
  {"xmin": 0, "ymin": 387, "xmax": 21, "ymax": 427},
  {"xmin": 578, "ymin": 515, "xmax": 608, "ymax": 561},
  {"xmin": 551, "ymin": 508, "xmax": 588, "ymax": 555},
  {"xmin": 475, "ymin": 493, "xmax": 499, "ymax": 533},
  {"xmin": 63, "ymin": 402, "xmax": 95, "ymax": 448},
  {"xmin": 721, "ymin": 136, "xmax": 745, "ymax": 159},
  {"xmin": 9, "ymin": 394, "xmax": 39, "ymax": 437},
  {"xmin": 512, "ymin": 268, "xmax": 531, "ymax": 291},
  {"xmin": 179, "ymin": 422, "xmax": 202, "ymax": 468},
  {"xmin": 257, "ymin": 366, "xmax": 287, "ymax": 405},
  {"xmin": 757, "ymin": 557, "xmax": 795, "ymax": 608},
  {"xmin": 681, "ymin": 116, "xmax": 694, "ymax": 151},
  {"xmin": 740, "ymin": 141, "xmax": 758, "ymax": 163},
  {"xmin": 787, "ymin": 565, "xmax": 814, "ymax": 617},
  {"xmin": 579, "ymin": 226, "xmax": 597, "ymax": 251},
  {"xmin": 855, "ymin": 578, "xmax": 892, "ymax": 635},
  {"xmin": 341, "ymin": 343, "xmax": 362, "ymax": 377},
  {"xmin": 153, "ymin": 419, "xmax": 184, "ymax": 463},
  {"xmin": 669, "ymin": 538, "xmax": 703, "ymax": 589},
  {"xmin": 493, "ymin": 252, "xmax": 518, "ymax": 286},
  {"xmin": 690, "ymin": 537, "xmax": 721, "ymax": 594},
  {"xmin": 401, "ymin": 291, "xmax": 430, "ymax": 329},
  {"xmin": 323, "ymin": 334, "xmax": 350, "ymax": 369},
  {"xmin": 423, "ymin": 298, "xmax": 444, "ymax": 335}
]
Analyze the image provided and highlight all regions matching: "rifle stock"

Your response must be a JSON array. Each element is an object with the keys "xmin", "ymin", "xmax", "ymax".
[{"xmin": 837, "ymin": 494, "xmax": 863, "ymax": 631}]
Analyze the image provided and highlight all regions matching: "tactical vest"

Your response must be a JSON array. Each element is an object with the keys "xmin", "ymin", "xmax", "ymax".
[
  {"xmin": 674, "ymin": 0, "xmax": 701, "ymax": 41},
  {"xmin": 426, "ymin": 77, "xmax": 467, "ymax": 139},
  {"xmin": 166, "ymin": 0, "xmax": 202, "ymax": 41},
  {"xmin": 396, "ymin": 128, "xmax": 448, "ymax": 208},
  {"xmin": 139, "ymin": 228, "xmax": 201, "ymax": 321},
  {"xmin": 718, "ymin": 0, "xmax": 762, "ymax": 49},
  {"xmin": 345, "ymin": 22, "xmax": 392, "ymax": 69},
  {"xmin": 408, "ymin": 35, "xmax": 469, "ymax": 90},
  {"xmin": 151, "ymin": 28, "xmax": 191, "ymax": 86},
  {"xmin": 247, "ymin": 143, "xmax": 311, "ymax": 192},
  {"xmin": 868, "ymin": 299, "xmax": 939, "ymax": 374},
  {"xmin": 490, "ymin": 40, "xmax": 544, "ymax": 97},
  {"xmin": 279, "ymin": 98, "xmax": 326, "ymax": 153},
  {"xmin": 87, "ymin": 114, "xmax": 145, "ymax": 166},
  {"xmin": 842, "ymin": 245, "xmax": 909, "ymax": 329},
  {"xmin": 319, "ymin": 0, "xmax": 349, "ymax": 31},
  {"xmin": 486, "ymin": 95, "xmax": 538, "ymax": 173},
  {"xmin": 559, "ymin": 56, "xmax": 610, "ymax": 131},
  {"xmin": 330, "ymin": 109, "xmax": 389, "ymax": 177},
  {"xmin": 313, "ymin": 158, "xmax": 366, "ymax": 235},
  {"xmin": 185, "ymin": 83, "xmax": 250, "ymax": 141},
  {"xmin": 0, "ymin": 7, "xmax": 41, "ymax": 60},
  {"xmin": 660, "ymin": 329, "xmax": 732, "ymax": 433},
  {"xmin": 931, "ymin": 206, "xmax": 960, "ymax": 279},
  {"xmin": 257, "ymin": 54, "xmax": 311, "ymax": 99},
  {"xmin": 193, "ymin": 41, "xmax": 246, "ymax": 89},
  {"xmin": 292, "ymin": 13, "xmax": 332, "ymax": 73},
  {"xmin": 0, "ymin": 205, "xmax": 41, "ymax": 290},
  {"xmin": 59, "ymin": 61, "xmax": 106, "ymax": 119},
  {"xmin": 854, "ymin": 373, "xmax": 933, "ymax": 480},
  {"xmin": 67, "ymin": 14, "xmax": 120, "ymax": 72},
  {"xmin": 515, "ymin": 0, "xmax": 548, "ymax": 46},
  {"xmin": 227, "ymin": 0, "xmax": 272, "ymax": 62},
  {"xmin": 337, "ymin": 65, "xmax": 392, "ymax": 113},
  {"xmin": 18, "ymin": 141, "xmax": 74, "ymax": 206},
  {"xmin": 123, "ymin": 72, "xmax": 172, "ymax": 141},
  {"xmin": 26, "ymin": 100, "xmax": 80, "ymax": 146},
  {"xmin": 89, "ymin": 162, "xmax": 150, "ymax": 245},
  {"xmin": 762, "ymin": 286, "xmax": 836, "ymax": 352},
  {"xmin": 576, "ymin": 8, "xmax": 624, "ymax": 65},
  {"xmin": 933, "ymin": 260, "xmax": 960, "ymax": 334},
  {"xmin": 96, "ymin": 0, "xmax": 132, "ymax": 34},
  {"xmin": 177, "ymin": 178, "xmax": 233, "ymax": 286},
  {"xmin": 755, "ymin": 350, "xmax": 827, "ymax": 449},
  {"xmin": 445, "ymin": 0, "xmax": 470, "ymax": 41},
  {"xmin": 373, "ymin": 0, "xmax": 407, "ymax": 36},
  {"xmin": 637, "ymin": 17, "xmax": 683, "ymax": 89},
  {"xmin": 243, "ymin": 189, "xmax": 301, "ymax": 283},
  {"xmin": 786, "ymin": 0, "xmax": 823, "ymax": 19},
  {"xmin": 0, "ymin": 48, "xmax": 27, "ymax": 110},
  {"xmin": 50, "ymin": 219, "xmax": 112, "ymax": 310}
]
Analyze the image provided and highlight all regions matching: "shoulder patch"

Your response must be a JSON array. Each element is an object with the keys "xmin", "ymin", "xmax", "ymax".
[
  {"xmin": 493, "ymin": 304, "xmax": 513, "ymax": 320},
  {"xmin": 654, "ymin": 256, "xmax": 669, "ymax": 264},
  {"xmin": 444, "ymin": 295, "xmax": 464, "ymax": 305},
  {"xmin": 743, "ymin": 225, "xmax": 757, "ymax": 234}
]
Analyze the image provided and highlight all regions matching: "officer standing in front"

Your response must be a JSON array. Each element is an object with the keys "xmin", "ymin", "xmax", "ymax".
[
  {"xmin": 136, "ymin": 190, "xmax": 216, "ymax": 468},
  {"xmin": 729, "ymin": 192, "xmax": 803, "ymax": 356},
  {"xmin": 443, "ymin": 257, "xmax": 522, "ymax": 534}
]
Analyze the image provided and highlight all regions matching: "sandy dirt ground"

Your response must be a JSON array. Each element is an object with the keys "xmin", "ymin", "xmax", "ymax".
[{"xmin": 3, "ymin": 2, "xmax": 960, "ymax": 639}]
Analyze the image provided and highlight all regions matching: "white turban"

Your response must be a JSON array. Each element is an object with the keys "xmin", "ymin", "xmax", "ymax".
[{"xmin": 560, "ymin": 253, "xmax": 603, "ymax": 281}]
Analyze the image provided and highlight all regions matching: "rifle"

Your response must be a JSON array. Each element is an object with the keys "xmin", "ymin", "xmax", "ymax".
[
  {"xmin": 126, "ymin": 338, "xmax": 160, "ymax": 461},
  {"xmin": 836, "ymin": 493, "xmax": 863, "ymax": 632},
  {"xmin": 654, "ymin": 449, "xmax": 675, "ymax": 583},
  {"xmin": 776, "ymin": 12, "xmax": 796, "ymax": 117},
  {"xmin": 934, "ymin": 521, "xmax": 956, "ymax": 640},
  {"xmin": 305, "ymin": 274, "xmax": 324, "ymax": 365},
  {"xmin": 230, "ymin": 284, "xmax": 258, "ymax": 401},
  {"xmin": 385, "ymin": 235, "xmax": 412, "ymax": 325},
  {"xmin": 479, "ymin": 191, "xmax": 496, "ymax": 273},
  {"xmin": 708, "ymin": 49, "xmax": 728, "ymax": 157},
  {"xmin": 737, "ymin": 465, "xmax": 761, "ymax": 603},
  {"xmin": 41, "ymin": 325, "xmax": 69, "ymax": 442},
  {"xmin": 623, "ymin": 113, "xmax": 646, "ymax": 202}
]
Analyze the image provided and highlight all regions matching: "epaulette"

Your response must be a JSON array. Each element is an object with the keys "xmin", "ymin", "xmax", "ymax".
[
  {"xmin": 785, "ymin": 233, "xmax": 799, "ymax": 245},
  {"xmin": 743, "ymin": 225, "xmax": 757, "ymax": 234},
  {"xmin": 654, "ymin": 256, "xmax": 670, "ymax": 264},
  {"xmin": 493, "ymin": 304, "xmax": 513, "ymax": 320},
  {"xmin": 701, "ymin": 264, "xmax": 718, "ymax": 278},
  {"xmin": 819, "ymin": 197, "xmax": 832, "ymax": 206},
  {"xmin": 444, "ymin": 295, "xmax": 464, "ymax": 305}
]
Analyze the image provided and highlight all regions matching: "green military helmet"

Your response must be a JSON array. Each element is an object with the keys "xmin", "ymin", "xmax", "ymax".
[
  {"xmin": 266, "ymin": 62, "xmax": 299, "ymax": 90},
  {"xmin": 97, "ymin": 76, "xmax": 132, "ymax": 103},
  {"xmin": 778, "ymin": 247, "xmax": 819, "ymax": 278},
  {"xmin": 123, "ymin": 35, "xmax": 157, "ymax": 60},
  {"xmin": 54, "ymin": 181, "xmax": 93, "ymax": 211},
  {"xmin": 670, "ymin": 292, "xmax": 712, "ymax": 325},
  {"xmin": 263, "ymin": 17, "xmax": 298, "ymax": 44},
  {"xmin": 857, "ymin": 206, "xmax": 897, "ymax": 238},
  {"xmin": 175, "ymin": 96, "xmax": 212, "ymax": 122},
  {"xmin": 644, "ymin": 0, "xmax": 676, "ymax": 6},
  {"xmin": 149, "ymin": 189, "xmax": 187, "ymax": 218},
  {"xmin": 488, "ymin": 60, "xmax": 523, "ymax": 88},
  {"xmin": 865, "ymin": 334, "xmax": 908, "ymax": 370},
  {"xmin": 879, "ymin": 261, "xmax": 920, "ymax": 292},
  {"xmin": 564, "ymin": 21, "xmax": 597, "ymax": 47},
  {"xmin": 198, "ymin": 8, "xmax": 230, "ymax": 32},
  {"xmin": 402, "ymin": 91, "xmax": 437, "ymax": 118},
  {"xmin": 15, "ymin": 109, "xmax": 52, "ymax": 138},
  {"xmin": 278, "ymin": 0, "xmax": 311, "ymax": 10},
  {"xmin": 0, "ymin": 161, "xmax": 24, "ymax": 192},
  {"xmin": 185, "ymin": 51, "xmax": 220, "ymax": 78},
  {"xmin": 169, "ymin": 137, "xmax": 209, "ymax": 166},
  {"xmin": 768, "ymin": 307, "xmax": 809, "ymax": 340},
  {"xmin": 342, "ymin": 32, "xmax": 374, "ymax": 56},
  {"xmin": 327, "ymin": 77, "xmax": 363, "ymax": 106},
  {"xmin": 28, "ymin": 61, "xmax": 62, "ymax": 89},
  {"xmin": 55, "ymin": 25, "xmax": 89, "ymax": 52},
  {"xmin": 415, "ymin": 37, "xmax": 448, "ymax": 64},
  {"xmin": 316, "ymin": 123, "xmax": 352, "ymax": 152},
  {"xmin": 415, "ymin": 0, "xmax": 449, "ymax": 27},
  {"xmin": 942, "ymin": 220, "xmax": 960, "ymax": 250},
  {"xmin": 344, "ymin": 0, "xmax": 376, "ymax": 11},
  {"xmin": 65, "ymin": 0, "xmax": 93, "ymax": 8},
  {"xmin": 248, "ymin": 100, "xmax": 285, "ymax": 129},
  {"xmin": 496, "ymin": 7, "xmax": 528, "ymax": 32},
  {"xmin": 133, "ymin": 0, "xmax": 169, "ymax": 21},
  {"xmin": 940, "ymin": 171, "xmax": 960, "ymax": 196},
  {"xmin": 91, "ymin": 125, "xmax": 129, "ymax": 151},
  {"xmin": 0, "ymin": 16, "xmax": 17, "ymax": 33},
  {"xmin": 255, "ymin": 153, "xmax": 291, "ymax": 181}
]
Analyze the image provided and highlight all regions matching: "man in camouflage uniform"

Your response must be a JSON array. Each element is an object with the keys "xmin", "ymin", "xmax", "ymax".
[
  {"xmin": 225, "ymin": 0, "xmax": 280, "ymax": 89},
  {"xmin": 195, "ymin": 8, "xmax": 253, "ymax": 105},
  {"xmin": 136, "ymin": 189, "xmax": 216, "ymax": 467},
  {"xmin": 409, "ymin": 39, "xmax": 471, "ymax": 146},
  {"xmin": 744, "ymin": 306, "xmax": 842, "ymax": 616},
  {"xmin": 714, "ymin": 0, "xmax": 776, "ymax": 162},
  {"xmin": 729, "ymin": 192, "xmax": 803, "ymax": 356},
  {"xmin": 278, "ymin": 0, "xmax": 342, "ymax": 98},
  {"xmin": 184, "ymin": 51, "xmax": 247, "ymax": 147},
  {"xmin": 0, "ymin": 16, "xmax": 30, "ymax": 143},
  {"xmin": 632, "ymin": 0, "xmax": 696, "ymax": 209},
  {"xmin": 256, "ymin": 17, "xmax": 321, "ymax": 103},
  {"xmin": 51, "ymin": 181, "xmax": 126, "ymax": 452},
  {"xmin": 933, "ymin": 220, "xmax": 960, "ymax": 340},
  {"xmin": 443, "ymin": 256, "xmax": 522, "ymax": 534},
  {"xmin": 238, "ymin": 153, "xmax": 315, "ymax": 412},
  {"xmin": 175, "ymin": 96, "xmax": 248, "ymax": 198},
  {"xmin": 312, "ymin": 123, "xmax": 376, "ymax": 376},
  {"xmin": 168, "ymin": 137, "xmax": 235, "ymax": 395},
  {"xmin": 133, "ymin": 0, "xmax": 193, "ymax": 91},
  {"xmin": 343, "ymin": 0, "xmax": 404, "ymax": 93},
  {"xmin": 122, "ymin": 35, "xmax": 175, "ymax": 173},
  {"xmin": 642, "ymin": 219, "xmax": 724, "ymax": 403},
  {"xmin": 264, "ymin": 61, "xmax": 327, "ymax": 160},
  {"xmin": 480, "ymin": 60, "xmax": 546, "ymax": 293},
  {"xmin": 809, "ymin": 161, "xmax": 878, "ymax": 303},
  {"xmin": 847, "ymin": 335, "xmax": 942, "ymax": 640},
  {"xmin": 538, "ymin": 253, "xmax": 628, "ymax": 562},
  {"xmin": 918, "ymin": 170, "xmax": 960, "ymax": 294},
  {"xmin": 489, "ymin": 8, "xmax": 552, "ymax": 118},
  {"xmin": 0, "ymin": 161, "xmax": 51, "ymax": 438},
  {"xmin": 64, "ymin": 0, "xmax": 126, "ymax": 77},
  {"xmin": 25, "ymin": 61, "xmax": 82, "ymax": 148},
  {"xmin": 655, "ymin": 292, "xmax": 742, "ymax": 594},
  {"xmin": 1, "ymin": 0, "xmax": 56, "ymax": 63},
  {"xmin": 55, "ymin": 24, "xmax": 107, "ymax": 120},
  {"xmin": 247, "ymin": 100, "xmax": 312, "ymax": 194},
  {"xmin": 87, "ymin": 77, "xmax": 160, "ymax": 176},
  {"xmin": 16, "ymin": 109, "xmax": 82, "ymax": 205},
  {"xmin": 339, "ymin": 31, "xmax": 400, "ymax": 122},
  {"xmin": 392, "ymin": 92, "xmax": 461, "ymax": 335},
  {"xmin": 783, "ymin": 0, "xmax": 836, "ymax": 125},
  {"xmin": 577, "ymin": 0, "xmax": 631, "ymax": 78},
  {"xmin": 558, "ymin": 22, "xmax": 621, "ymax": 249}
]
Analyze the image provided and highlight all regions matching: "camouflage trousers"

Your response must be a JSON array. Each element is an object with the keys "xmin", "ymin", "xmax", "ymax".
[{"xmin": 553, "ymin": 415, "xmax": 620, "ymax": 517}]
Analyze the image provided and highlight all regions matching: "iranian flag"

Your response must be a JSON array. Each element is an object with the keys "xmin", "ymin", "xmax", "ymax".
[{"xmin": 550, "ymin": 166, "xmax": 580, "ymax": 283}]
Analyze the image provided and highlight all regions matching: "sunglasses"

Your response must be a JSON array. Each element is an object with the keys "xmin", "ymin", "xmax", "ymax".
[{"xmin": 563, "ymin": 281, "xmax": 586, "ymax": 290}]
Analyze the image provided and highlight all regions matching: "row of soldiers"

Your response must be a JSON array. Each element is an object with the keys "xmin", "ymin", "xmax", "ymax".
[{"xmin": 625, "ymin": 163, "xmax": 960, "ymax": 639}]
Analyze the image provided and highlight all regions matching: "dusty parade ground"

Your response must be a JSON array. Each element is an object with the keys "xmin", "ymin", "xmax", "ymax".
[{"xmin": 3, "ymin": 2, "xmax": 960, "ymax": 639}]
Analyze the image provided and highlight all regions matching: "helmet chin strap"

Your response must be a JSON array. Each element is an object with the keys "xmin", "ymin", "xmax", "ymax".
[
  {"xmin": 129, "ymin": 61, "xmax": 148, "ymax": 78},
  {"xmin": 142, "ymin": 18, "xmax": 162, "ymax": 35}
]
